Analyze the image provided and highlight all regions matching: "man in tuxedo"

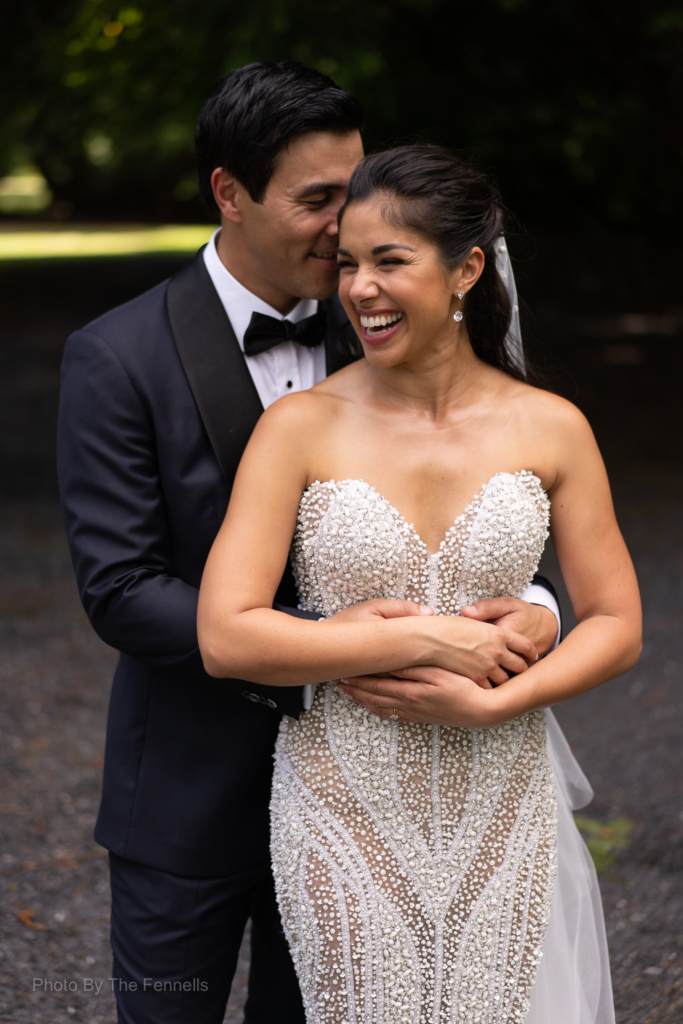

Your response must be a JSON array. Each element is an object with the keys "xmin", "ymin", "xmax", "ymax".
[{"xmin": 57, "ymin": 61, "xmax": 561, "ymax": 1024}]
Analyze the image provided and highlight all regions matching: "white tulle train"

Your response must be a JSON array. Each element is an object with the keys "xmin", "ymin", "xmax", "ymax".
[{"xmin": 526, "ymin": 712, "xmax": 615, "ymax": 1023}]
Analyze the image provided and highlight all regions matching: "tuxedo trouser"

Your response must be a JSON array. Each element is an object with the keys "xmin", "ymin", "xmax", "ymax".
[{"xmin": 109, "ymin": 852, "xmax": 306, "ymax": 1024}]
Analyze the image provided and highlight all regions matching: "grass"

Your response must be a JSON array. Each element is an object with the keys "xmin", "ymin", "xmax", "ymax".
[
  {"xmin": 574, "ymin": 814, "xmax": 634, "ymax": 872},
  {"xmin": 0, "ymin": 223, "xmax": 214, "ymax": 261}
]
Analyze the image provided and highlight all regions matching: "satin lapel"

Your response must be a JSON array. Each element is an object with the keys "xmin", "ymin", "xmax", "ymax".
[
  {"xmin": 167, "ymin": 248, "xmax": 263, "ymax": 488},
  {"xmin": 321, "ymin": 293, "xmax": 363, "ymax": 375},
  {"xmin": 167, "ymin": 248, "xmax": 305, "ymax": 720}
]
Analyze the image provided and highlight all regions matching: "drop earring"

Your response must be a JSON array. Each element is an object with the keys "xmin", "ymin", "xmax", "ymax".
[{"xmin": 453, "ymin": 290, "xmax": 464, "ymax": 321}]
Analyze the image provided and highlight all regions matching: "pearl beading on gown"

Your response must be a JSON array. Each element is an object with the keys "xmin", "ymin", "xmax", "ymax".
[{"xmin": 271, "ymin": 472, "xmax": 557, "ymax": 1024}]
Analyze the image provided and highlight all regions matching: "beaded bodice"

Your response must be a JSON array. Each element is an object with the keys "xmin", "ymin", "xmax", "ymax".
[
  {"xmin": 291, "ymin": 470, "xmax": 550, "ymax": 617},
  {"xmin": 271, "ymin": 471, "xmax": 557, "ymax": 1024}
]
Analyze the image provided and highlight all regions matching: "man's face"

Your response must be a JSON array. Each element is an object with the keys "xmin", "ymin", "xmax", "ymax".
[{"xmin": 231, "ymin": 130, "xmax": 364, "ymax": 307}]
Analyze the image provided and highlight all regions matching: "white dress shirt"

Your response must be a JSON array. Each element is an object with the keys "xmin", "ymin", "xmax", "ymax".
[
  {"xmin": 203, "ymin": 229, "xmax": 560, "ymax": 710},
  {"xmin": 203, "ymin": 229, "xmax": 326, "ymax": 409}
]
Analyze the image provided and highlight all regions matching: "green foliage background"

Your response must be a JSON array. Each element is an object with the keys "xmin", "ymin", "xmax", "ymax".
[{"xmin": 3, "ymin": 0, "xmax": 683, "ymax": 231}]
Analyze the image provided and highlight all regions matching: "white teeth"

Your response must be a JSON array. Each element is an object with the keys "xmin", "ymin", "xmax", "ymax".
[
  {"xmin": 359, "ymin": 312, "xmax": 403, "ymax": 331},
  {"xmin": 312, "ymin": 252, "xmax": 334, "ymax": 258}
]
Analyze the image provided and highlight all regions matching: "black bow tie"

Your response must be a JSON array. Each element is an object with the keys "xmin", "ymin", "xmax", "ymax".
[{"xmin": 243, "ymin": 310, "xmax": 327, "ymax": 357}]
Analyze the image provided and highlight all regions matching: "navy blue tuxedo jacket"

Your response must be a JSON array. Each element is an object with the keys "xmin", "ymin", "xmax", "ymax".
[{"xmin": 57, "ymin": 248, "xmax": 560, "ymax": 880}]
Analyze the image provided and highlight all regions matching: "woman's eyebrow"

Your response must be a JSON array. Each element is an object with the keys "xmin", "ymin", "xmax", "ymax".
[
  {"xmin": 371, "ymin": 243, "xmax": 416, "ymax": 255},
  {"xmin": 336, "ymin": 243, "xmax": 416, "ymax": 258}
]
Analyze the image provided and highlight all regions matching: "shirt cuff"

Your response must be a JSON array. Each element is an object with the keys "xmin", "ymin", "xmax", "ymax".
[
  {"xmin": 520, "ymin": 583, "xmax": 561, "ymax": 651},
  {"xmin": 300, "ymin": 618, "xmax": 328, "ymax": 710},
  {"xmin": 303, "ymin": 683, "xmax": 316, "ymax": 711}
]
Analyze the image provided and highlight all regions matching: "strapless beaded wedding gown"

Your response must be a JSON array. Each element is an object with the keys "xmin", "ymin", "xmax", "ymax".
[{"xmin": 271, "ymin": 473, "xmax": 614, "ymax": 1024}]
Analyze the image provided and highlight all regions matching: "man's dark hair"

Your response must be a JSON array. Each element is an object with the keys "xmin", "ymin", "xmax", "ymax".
[{"xmin": 196, "ymin": 61, "xmax": 364, "ymax": 210}]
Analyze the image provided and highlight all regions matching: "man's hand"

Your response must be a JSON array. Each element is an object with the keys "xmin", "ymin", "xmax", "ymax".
[
  {"xmin": 462, "ymin": 597, "xmax": 558, "ymax": 657},
  {"xmin": 329, "ymin": 598, "xmax": 434, "ymax": 623}
]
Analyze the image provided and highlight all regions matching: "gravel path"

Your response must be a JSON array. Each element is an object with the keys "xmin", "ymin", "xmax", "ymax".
[
  {"xmin": 0, "ymin": 256, "xmax": 681, "ymax": 1023},
  {"xmin": 0, "ymin": 501, "xmax": 249, "ymax": 1023}
]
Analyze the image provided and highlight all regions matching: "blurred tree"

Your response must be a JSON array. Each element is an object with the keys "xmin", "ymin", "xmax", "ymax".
[{"xmin": 2, "ymin": 0, "xmax": 682, "ymax": 229}]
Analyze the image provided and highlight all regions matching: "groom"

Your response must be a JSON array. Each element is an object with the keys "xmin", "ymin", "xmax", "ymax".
[{"xmin": 57, "ymin": 61, "xmax": 560, "ymax": 1024}]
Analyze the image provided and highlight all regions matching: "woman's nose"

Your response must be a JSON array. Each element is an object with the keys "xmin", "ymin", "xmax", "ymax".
[{"xmin": 348, "ymin": 266, "xmax": 380, "ymax": 304}]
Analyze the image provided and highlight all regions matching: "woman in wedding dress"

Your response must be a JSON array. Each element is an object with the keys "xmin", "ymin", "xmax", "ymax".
[{"xmin": 198, "ymin": 145, "xmax": 641, "ymax": 1024}]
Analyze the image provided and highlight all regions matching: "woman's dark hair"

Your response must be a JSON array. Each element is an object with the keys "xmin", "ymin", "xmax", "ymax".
[
  {"xmin": 196, "ymin": 61, "xmax": 364, "ymax": 210},
  {"xmin": 340, "ymin": 144, "xmax": 528, "ymax": 381}
]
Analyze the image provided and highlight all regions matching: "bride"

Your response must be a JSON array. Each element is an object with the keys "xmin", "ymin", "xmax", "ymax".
[{"xmin": 197, "ymin": 145, "xmax": 641, "ymax": 1024}]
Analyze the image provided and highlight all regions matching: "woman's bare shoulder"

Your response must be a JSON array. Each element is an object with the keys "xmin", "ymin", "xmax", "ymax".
[
  {"xmin": 493, "ymin": 370, "xmax": 592, "ymax": 436},
  {"xmin": 254, "ymin": 389, "xmax": 325, "ymax": 436},
  {"xmin": 499, "ymin": 378, "xmax": 601, "ymax": 492},
  {"xmin": 252, "ymin": 366, "xmax": 362, "ymax": 443},
  {"xmin": 513, "ymin": 381, "xmax": 593, "ymax": 439}
]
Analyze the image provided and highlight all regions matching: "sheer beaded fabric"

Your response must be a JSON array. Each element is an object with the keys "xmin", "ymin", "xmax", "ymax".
[{"xmin": 271, "ymin": 472, "xmax": 558, "ymax": 1024}]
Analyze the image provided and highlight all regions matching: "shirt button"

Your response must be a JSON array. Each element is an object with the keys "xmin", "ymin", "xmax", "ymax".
[{"xmin": 286, "ymin": 380, "xmax": 293, "ymax": 388}]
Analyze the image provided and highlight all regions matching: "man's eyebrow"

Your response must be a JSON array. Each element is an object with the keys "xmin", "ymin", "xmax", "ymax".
[
  {"xmin": 297, "ymin": 181, "xmax": 347, "ymax": 198},
  {"xmin": 372, "ymin": 243, "xmax": 416, "ymax": 255}
]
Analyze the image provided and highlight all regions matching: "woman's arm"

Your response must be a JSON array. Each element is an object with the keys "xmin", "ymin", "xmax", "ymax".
[
  {"xmin": 491, "ymin": 411, "xmax": 641, "ymax": 711},
  {"xmin": 197, "ymin": 393, "xmax": 537, "ymax": 687},
  {"xmin": 340, "ymin": 400, "xmax": 641, "ymax": 726}
]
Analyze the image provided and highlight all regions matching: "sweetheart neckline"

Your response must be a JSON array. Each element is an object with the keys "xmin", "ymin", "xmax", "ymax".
[{"xmin": 301, "ymin": 470, "xmax": 544, "ymax": 557}]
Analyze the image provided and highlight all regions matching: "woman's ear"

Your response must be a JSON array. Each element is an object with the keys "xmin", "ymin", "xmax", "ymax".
[{"xmin": 452, "ymin": 247, "xmax": 485, "ymax": 297}]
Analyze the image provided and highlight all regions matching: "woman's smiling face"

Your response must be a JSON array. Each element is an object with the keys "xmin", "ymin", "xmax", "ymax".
[{"xmin": 337, "ymin": 197, "xmax": 467, "ymax": 368}]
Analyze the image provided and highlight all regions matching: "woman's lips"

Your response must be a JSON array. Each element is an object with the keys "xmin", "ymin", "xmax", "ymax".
[{"xmin": 359, "ymin": 312, "xmax": 405, "ymax": 345}]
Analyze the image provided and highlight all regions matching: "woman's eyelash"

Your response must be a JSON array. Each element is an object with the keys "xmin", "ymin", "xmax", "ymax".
[{"xmin": 336, "ymin": 258, "xmax": 407, "ymax": 268}]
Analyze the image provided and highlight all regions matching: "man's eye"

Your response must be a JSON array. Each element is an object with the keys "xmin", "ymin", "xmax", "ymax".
[{"xmin": 306, "ymin": 198, "xmax": 328, "ymax": 208}]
